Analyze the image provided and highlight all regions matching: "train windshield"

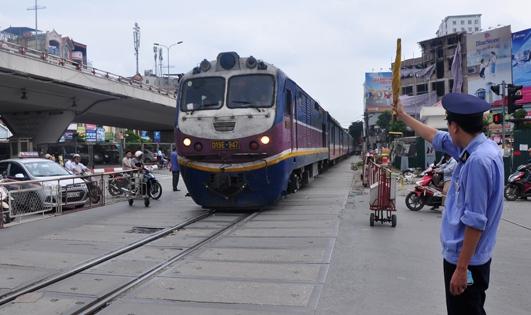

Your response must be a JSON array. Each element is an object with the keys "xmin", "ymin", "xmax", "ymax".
[
  {"xmin": 228, "ymin": 74, "xmax": 274, "ymax": 108},
  {"xmin": 181, "ymin": 77, "xmax": 225, "ymax": 111}
]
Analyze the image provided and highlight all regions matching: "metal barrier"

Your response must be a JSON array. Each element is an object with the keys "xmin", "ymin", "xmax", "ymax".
[
  {"xmin": 0, "ymin": 40, "xmax": 175, "ymax": 97},
  {"xmin": 1, "ymin": 169, "xmax": 146, "ymax": 226},
  {"xmin": 367, "ymin": 160, "xmax": 397, "ymax": 227}
]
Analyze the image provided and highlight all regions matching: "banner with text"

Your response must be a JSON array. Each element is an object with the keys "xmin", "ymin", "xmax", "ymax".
[
  {"xmin": 466, "ymin": 25, "xmax": 512, "ymax": 103},
  {"xmin": 364, "ymin": 72, "xmax": 392, "ymax": 112}
]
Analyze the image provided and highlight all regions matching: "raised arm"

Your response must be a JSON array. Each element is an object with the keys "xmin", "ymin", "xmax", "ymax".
[{"xmin": 395, "ymin": 101, "xmax": 437, "ymax": 143}]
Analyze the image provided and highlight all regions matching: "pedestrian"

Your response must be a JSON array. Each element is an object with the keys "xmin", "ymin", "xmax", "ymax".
[
  {"xmin": 44, "ymin": 153, "xmax": 56, "ymax": 162},
  {"xmin": 438, "ymin": 154, "xmax": 457, "ymax": 208},
  {"xmin": 122, "ymin": 151, "xmax": 133, "ymax": 170},
  {"xmin": 65, "ymin": 154, "xmax": 89, "ymax": 175},
  {"xmin": 170, "ymin": 147, "xmax": 180, "ymax": 191},
  {"xmin": 395, "ymin": 93, "xmax": 504, "ymax": 315}
]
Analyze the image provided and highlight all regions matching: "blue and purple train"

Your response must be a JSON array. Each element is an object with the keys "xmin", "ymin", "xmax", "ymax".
[{"xmin": 176, "ymin": 52, "xmax": 353, "ymax": 209}]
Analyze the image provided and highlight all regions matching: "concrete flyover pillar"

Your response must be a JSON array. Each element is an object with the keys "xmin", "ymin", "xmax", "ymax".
[{"xmin": 2, "ymin": 111, "xmax": 75, "ymax": 145}]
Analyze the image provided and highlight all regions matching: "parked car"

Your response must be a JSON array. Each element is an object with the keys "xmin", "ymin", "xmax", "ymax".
[{"xmin": 0, "ymin": 158, "xmax": 89, "ymax": 208}]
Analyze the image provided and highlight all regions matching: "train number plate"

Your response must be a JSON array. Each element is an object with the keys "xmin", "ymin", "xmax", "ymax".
[{"xmin": 211, "ymin": 140, "xmax": 240, "ymax": 150}]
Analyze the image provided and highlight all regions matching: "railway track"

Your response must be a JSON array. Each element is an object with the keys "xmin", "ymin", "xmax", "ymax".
[{"xmin": 0, "ymin": 210, "xmax": 257, "ymax": 314}]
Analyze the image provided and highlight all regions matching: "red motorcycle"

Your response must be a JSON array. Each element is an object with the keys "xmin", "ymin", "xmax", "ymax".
[
  {"xmin": 405, "ymin": 165, "xmax": 444, "ymax": 211},
  {"xmin": 504, "ymin": 163, "xmax": 531, "ymax": 201}
]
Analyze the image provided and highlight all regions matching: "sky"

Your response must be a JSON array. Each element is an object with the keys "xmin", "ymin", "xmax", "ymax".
[{"xmin": 1, "ymin": 0, "xmax": 530, "ymax": 127}]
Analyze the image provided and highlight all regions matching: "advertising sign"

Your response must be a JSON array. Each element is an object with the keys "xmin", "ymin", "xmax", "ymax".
[
  {"xmin": 512, "ymin": 28, "xmax": 531, "ymax": 105},
  {"xmin": 154, "ymin": 131, "xmax": 161, "ymax": 143},
  {"xmin": 466, "ymin": 26, "xmax": 512, "ymax": 103},
  {"xmin": 76, "ymin": 125, "xmax": 86, "ymax": 139},
  {"xmin": 63, "ymin": 130, "xmax": 74, "ymax": 141},
  {"xmin": 86, "ymin": 130, "xmax": 97, "ymax": 142},
  {"xmin": 85, "ymin": 124, "xmax": 97, "ymax": 131},
  {"xmin": 96, "ymin": 128, "xmax": 106, "ymax": 142},
  {"xmin": 364, "ymin": 72, "xmax": 393, "ymax": 112},
  {"xmin": 512, "ymin": 28, "xmax": 531, "ymax": 87}
]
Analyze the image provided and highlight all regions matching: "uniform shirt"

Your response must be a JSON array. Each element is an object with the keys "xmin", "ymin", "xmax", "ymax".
[
  {"xmin": 432, "ymin": 131, "xmax": 504, "ymax": 265},
  {"xmin": 170, "ymin": 151, "xmax": 179, "ymax": 172}
]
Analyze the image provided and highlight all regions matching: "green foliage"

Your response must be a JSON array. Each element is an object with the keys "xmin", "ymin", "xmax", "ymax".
[
  {"xmin": 125, "ymin": 130, "xmax": 142, "ymax": 143},
  {"xmin": 389, "ymin": 120, "xmax": 407, "ymax": 133},
  {"xmin": 348, "ymin": 121, "xmax": 364, "ymax": 142},
  {"xmin": 377, "ymin": 111, "xmax": 392, "ymax": 130}
]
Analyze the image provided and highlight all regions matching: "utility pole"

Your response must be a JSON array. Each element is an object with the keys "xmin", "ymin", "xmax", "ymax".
[
  {"xmin": 501, "ymin": 80, "xmax": 506, "ymax": 154},
  {"xmin": 133, "ymin": 22, "xmax": 141, "ymax": 75},
  {"xmin": 153, "ymin": 46, "xmax": 158, "ymax": 76},
  {"xmin": 27, "ymin": 0, "xmax": 46, "ymax": 33},
  {"xmin": 158, "ymin": 48, "xmax": 163, "ymax": 80}
]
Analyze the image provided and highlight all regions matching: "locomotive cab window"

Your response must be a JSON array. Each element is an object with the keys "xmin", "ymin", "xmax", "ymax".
[
  {"xmin": 228, "ymin": 74, "xmax": 275, "ymax": 108},
  {"xmin": 180, "ymin": 77, "xmax": 225, "ymax": 111}
]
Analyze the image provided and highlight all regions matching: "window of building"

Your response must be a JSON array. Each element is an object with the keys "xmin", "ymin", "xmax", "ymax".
[
  {"xmin": 461, "ymin": 20, "xmax": 465, "ymax": 25},
  {"xmin": 475, "ymin": 27, "xmax": 479, "ymax": 31},
  {"xmin": 402, "ymin": 86, "xmax": 413, "ymax": 96},
  {"xmin": 468, "ymin": 20, "xmax": 472, "ymax": 24},
  {"xmin": 448, "ymin": 57, "xmax": 454, "ymax": 71},
  {"xmin": 432, "ymin": 81, "xmax": 445, "ymax": 97},
  {"xmin": 416, "ymin": 84, "xmax": 428, "ymax": 94},
  {"xmin": 436, "ymin": 61, "xmax": 445, "ymax": 79},
  {"xmin": 475, "ymin": 20, "xmax": 478, "ymax": 24},
  {"xmin": 453, "ymin": 21, "xmax": 456, "ymax": 25},
  {"xmin": 449, "ymin": 79, "xmax": 455, "ymax": 92},
  {"xmin": 462, "ymin": 27, "xmax": 465, "ymax": 31},
  {"xmin": 468, "ymin": 27, "xmax": 472, "ymax": 32},
  {"xmin": 453, "ymin": 28, "xmax": 457, "ymax": 32}
]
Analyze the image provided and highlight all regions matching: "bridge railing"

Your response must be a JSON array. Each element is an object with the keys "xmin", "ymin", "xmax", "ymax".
[{"xmin": 0, "ymin": 39, "xmax": 175, "ymax": 98}]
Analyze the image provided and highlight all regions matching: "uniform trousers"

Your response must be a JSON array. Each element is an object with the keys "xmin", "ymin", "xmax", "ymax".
[{"xmin": 443, "ymin": 259, "xmax": 491, "ymax": 315}]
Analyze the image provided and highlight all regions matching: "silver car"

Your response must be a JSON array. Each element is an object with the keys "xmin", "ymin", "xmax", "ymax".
[{"xmin": 0, "ymin": 158, "xmax": 89, "ymax": 208}]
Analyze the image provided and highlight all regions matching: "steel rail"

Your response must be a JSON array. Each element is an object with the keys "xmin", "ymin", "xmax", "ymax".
[
  {"xmin": 73, "ymin": 211, "xmax": 258, "ymax": 315},
  {"xmin": 0, "ymin": 210, "xmax": 213, "ymax": 305}
]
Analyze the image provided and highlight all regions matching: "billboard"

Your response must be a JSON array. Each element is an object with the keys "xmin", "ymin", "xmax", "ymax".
[
  {"xmin": 512, "ymin": 28, "xmax": 531, "ymax": 87},
  {"xmin": 364, "ymin": 72, "xmax": 392, "ymax": 112},
  {"xmin": 466, "ymin": 26, "xmax": 512, "ymax": 103}
]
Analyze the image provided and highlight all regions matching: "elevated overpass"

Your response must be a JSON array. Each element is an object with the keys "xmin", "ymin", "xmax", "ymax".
[{"xmin": 0, "ymin": 41, "xmax": 177, "ymax": 144}]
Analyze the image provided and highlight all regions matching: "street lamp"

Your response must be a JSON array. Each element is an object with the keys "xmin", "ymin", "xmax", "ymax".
[{"xmin": 153, "ymin": 41, "xmax": 183, "ymax": 82}]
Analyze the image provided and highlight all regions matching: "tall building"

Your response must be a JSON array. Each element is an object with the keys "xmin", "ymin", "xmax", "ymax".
[
  {"xmin": 436, "ymin": 14, "xmax": 481, "ymax": 37},
  {"xmin": 396, "ymin": 32, "xmax": 468, "ymax": 100}
]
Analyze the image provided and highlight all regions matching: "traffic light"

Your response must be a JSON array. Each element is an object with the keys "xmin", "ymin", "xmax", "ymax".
[
  {"xmin": 490, "ymin": 84, "xmax": 501, "ymax": 95},
  {"xmin": 492, "ymin": 113, "xmax": 503, "ymax": 124},
  {"xmin": 507, "ymin": 84, "xmax": 523, "ymax": 114}
]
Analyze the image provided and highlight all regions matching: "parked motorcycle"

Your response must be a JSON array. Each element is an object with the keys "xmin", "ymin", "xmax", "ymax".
[
  {"xmin": 504, "ymin": 163, "xmax": 531, "ymax": 201},
  {"xmin": 405, "ymin": 165, "xmax": 444, "ymax": 211},
  {"xmin": 144, "ymin": 168, "xmax": 162, "ymax": 200}
]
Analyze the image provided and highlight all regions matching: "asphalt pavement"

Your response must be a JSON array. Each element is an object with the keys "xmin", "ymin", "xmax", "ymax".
[{"xmin": 0, "ymin": 158, "xmax": 529, "ymax": 314}]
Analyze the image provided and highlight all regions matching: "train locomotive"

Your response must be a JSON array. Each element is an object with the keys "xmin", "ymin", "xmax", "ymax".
[{"xmin": 176, "ymin": 52, "xmax": 353, "ymax": 209}]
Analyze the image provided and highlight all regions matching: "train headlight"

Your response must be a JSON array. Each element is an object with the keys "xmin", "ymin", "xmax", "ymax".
[
  {"xmin": 183, "ymin": 138, "xmax": 192, "ymax": 147},
  {"xmin": 260, "ymin": 136, "xmax": 270, "ymax": 145},
  {"xmin": 200, "ymin": 59, "xmax": 211, "ymax": 72}
]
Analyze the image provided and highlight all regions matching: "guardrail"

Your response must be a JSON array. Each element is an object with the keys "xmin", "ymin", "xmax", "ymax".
[
  {"xmin": 0, "ymin": 40, "xmax": 175, "ymax": 98},
  {"xmin": 0, "ymin": 168, "xmax": 150, "ymax": 227}
]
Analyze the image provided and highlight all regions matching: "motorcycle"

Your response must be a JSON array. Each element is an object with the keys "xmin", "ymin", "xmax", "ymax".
[
  {"xmin": 108, "ymin": 172, "xmax": 132, "ymax": 196},
  {"xmin": 405, "ymin": 165, "xmax": 444, "ymax": 211},
  {"xmin": 80, "ymin": 171, "xmax": 102, "ymax": 204},
  {"xmin": 144, "ymin": 167, "xmax": 162, "ymax": 200},
  {"xmin": 504, "ymin": 163, "xmax": 531, "ymax": 201}
]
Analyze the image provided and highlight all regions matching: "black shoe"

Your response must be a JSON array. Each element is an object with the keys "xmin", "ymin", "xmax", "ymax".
[{"xmin": 173, "ymin": 189, "xmax": 180, "ymax": 191}]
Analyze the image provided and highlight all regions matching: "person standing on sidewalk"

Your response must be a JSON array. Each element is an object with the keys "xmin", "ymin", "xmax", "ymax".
[
  {"xmin": 395, "ymin": 93, "xmax": 504, "ymax": 315},
  {"xmin": 170, "ymin": 147, "xmax": 180, "ymax": 191}
]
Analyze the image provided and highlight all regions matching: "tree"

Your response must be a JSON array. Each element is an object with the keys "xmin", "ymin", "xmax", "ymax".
[
  {"xmin": 348, "ymin": 121, "xmax": 364, "ymax": 143},
  {"xmin": 125, "ymin": 130, "xmax": 142, "ymax": 143},
  {"xmin": 389, "ymin": 120, "xmax": 407, "ymax": 133},
  {"xmin": 376, "ymin": 111, "xmax": 392, "ymax": 130}
]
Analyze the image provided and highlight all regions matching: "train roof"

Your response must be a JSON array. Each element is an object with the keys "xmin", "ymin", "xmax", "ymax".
[{"xmin": 182, "ymin": 52, "xmax": 280, "ymax": 79}]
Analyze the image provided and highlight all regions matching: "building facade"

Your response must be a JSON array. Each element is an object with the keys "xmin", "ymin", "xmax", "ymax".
[
  {"xmin": 396, "ymin": 32, "xmax": 468, "ymax": 101},
  {"xmin": 436, "ymin": 14, "xmax": 482, "ymax": 37}
]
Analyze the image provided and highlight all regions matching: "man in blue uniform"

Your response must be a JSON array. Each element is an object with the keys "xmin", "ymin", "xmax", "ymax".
[
  {"xmin": 396, "ymin": 93, "xmax": 504, "ymax": 315},
  {"xmin": 170, "ymin": 147, "xmax": 180, "ymax": 191}
]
